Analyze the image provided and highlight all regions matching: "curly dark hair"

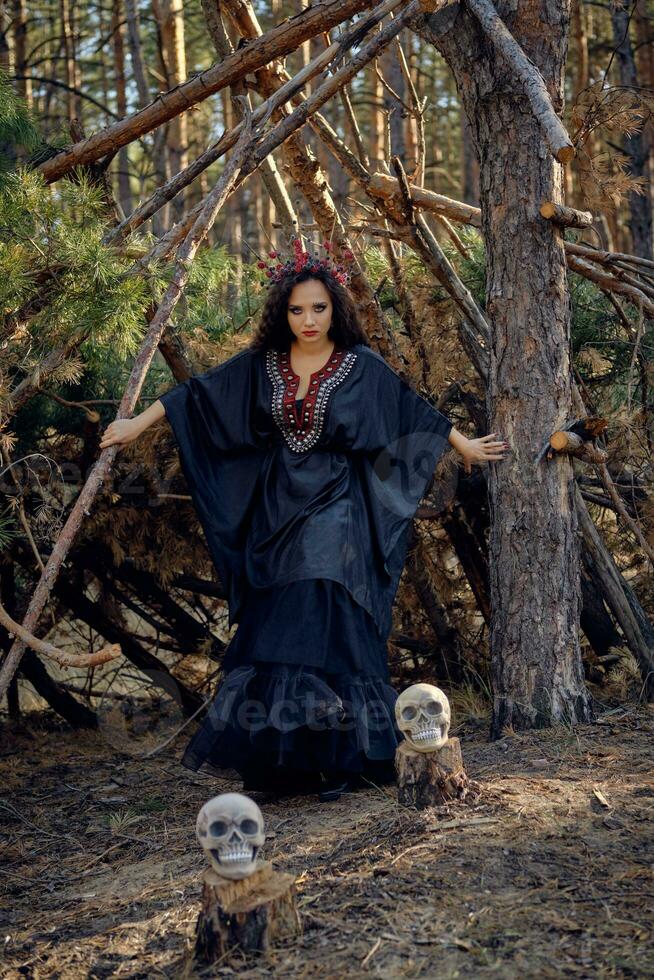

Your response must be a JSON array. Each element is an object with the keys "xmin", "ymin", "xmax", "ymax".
[{"xmin": 248, "ymin": 268, "xmax": 370, "ymax": 352}]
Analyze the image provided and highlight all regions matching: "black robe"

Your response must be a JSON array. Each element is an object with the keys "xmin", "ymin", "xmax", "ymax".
[{"xmin": 159, "ymin": 342, "xmax": 453, "ymax": 642}]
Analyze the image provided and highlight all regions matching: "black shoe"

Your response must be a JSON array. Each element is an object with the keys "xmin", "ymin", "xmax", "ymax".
[
  {"xmin": 242, "ymin": 767, "xmax": 320, "ymax": 797},
  {"xmin": 318, "ymin": 771, "xmax": 354, "ymax": 802}
]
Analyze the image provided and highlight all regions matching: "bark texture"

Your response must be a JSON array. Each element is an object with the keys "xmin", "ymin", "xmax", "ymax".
[
  {"xmin": 194, "ymin": 863, "xmax": 300, "ymax": 960},
  {"xmin": 414, "ymin": 2, "xmax": 592, "ymax": 733},
  {"xmin": 395, "ymin": 737, "xmax": 471, "ymax": 809}
]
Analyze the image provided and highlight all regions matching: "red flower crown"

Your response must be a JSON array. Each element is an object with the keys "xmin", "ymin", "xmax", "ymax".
[{"xmin": 256, "ymin": 237, "xmax": 355, "ymax": 287}]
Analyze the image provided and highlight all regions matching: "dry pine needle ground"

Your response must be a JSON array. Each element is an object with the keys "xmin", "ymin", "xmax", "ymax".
[{"xmin": 0, "ymin": 705, "xmax": 652, "ymax": 979}]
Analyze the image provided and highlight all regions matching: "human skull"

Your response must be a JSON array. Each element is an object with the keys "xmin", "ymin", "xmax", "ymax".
[
  {"xmin": 395, "ymin": 683, "xmax": 451, "ymax": 752},
  {"xmin": 196, "ymin": 793, "xmax": 265, "ymax": 880}
]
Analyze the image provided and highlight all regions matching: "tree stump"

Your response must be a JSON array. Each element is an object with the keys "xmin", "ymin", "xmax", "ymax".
[
  {"xmin": 395, "ymin": 737, "xmax": 470, "ymax": 809},
  {"xmin": 194, "ymin": 861, "xmax": 301, "ymax": 962}
]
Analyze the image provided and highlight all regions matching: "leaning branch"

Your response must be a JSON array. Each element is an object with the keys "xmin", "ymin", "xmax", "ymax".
[
  {"xmin": 364, "ymin": 172, "xmax": 654, "ymax": 311},
  {"xmin": 368, "ymin": 171, "xmax": 482, "ymax": 226},
  {"xmin": 576, "ymin": 486, "xmax": 654, "ymax": 697},
  {"xmin": 104, "ymin": 13, "xmax": 355, "ymax": 244},
  {"xmin": 465, "ymin": 0, "xmax": 575, "ymax": 163},
  {"xmin": 595, "ymin": 462, "xmax": 654, "ymax": 567},
  {"xmin": 0, "ymin": 111, "xmax": 260, "ymax": 702},
  {"xmin": 37, "ymin": 0, "xmax": 377, "ymax": 184},
  {"xmin": 566, "ymin": 253, "xmax": 654, "ymax": 317}
]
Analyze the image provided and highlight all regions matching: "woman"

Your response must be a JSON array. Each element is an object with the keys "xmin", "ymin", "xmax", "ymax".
[{"xmin": 100, "ymin": 244, "xmax": 509, "ymax": 800}]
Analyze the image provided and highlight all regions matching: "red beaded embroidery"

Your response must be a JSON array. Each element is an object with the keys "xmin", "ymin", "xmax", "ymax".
[{"xmin": 266, "ymin": 345, "xmax": 357, "ymax": 452}]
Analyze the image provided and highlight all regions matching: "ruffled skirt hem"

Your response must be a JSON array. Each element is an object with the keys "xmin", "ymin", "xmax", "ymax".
[{"xmin": 181, "ymin": 663, "xmax": 401, "ymax": 783}]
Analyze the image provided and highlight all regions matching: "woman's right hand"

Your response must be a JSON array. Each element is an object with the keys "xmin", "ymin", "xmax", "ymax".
[{"xmin": 99, "ymin": 418, "xmax": 142, "ymax": 451}]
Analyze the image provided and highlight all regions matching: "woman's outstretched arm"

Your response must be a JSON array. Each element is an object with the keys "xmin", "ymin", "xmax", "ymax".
[{"xmin": 99, "ymin": 399, "xmax": 166, "ymax": 450}]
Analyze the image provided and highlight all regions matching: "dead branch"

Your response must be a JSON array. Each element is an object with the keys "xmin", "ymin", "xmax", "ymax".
[
  {"xmin": 435, "ymin": 213, "xmax": 471, "ymax": 256},
  {"xmin": 339, "ymin": 84, "xmax": 370, "ymax": 168},
  {"xmin": 37, "ymin": 0, "xmax": 378, "ymax": 184},
  {"xmin": 576, "ymin": 486, "xmax": 654, "ymax": 696},
  {"xmin": 465, "ymin": 0, "xmax": 575, "ymax": 163},
  {"xmin": 0, "ymin": 598, "xmax": 120, "ymax": 668},
  {"xmin": 549, "ymin": 430, "xmax": 608, "ymax": 464},
  {"xmin": 222, "ymin": 0, "xmax": 422, "ymax": 364},
  {"xmin": 19, "ymin": 649, "xmax": 98, "ymax": 727},
  {"xmin": 200, "ymin": 2, "xmax": 297, "ymax": 243},
  {"xmin": 135, "ymin": 0, "xmax": 419, "ymax": 300},
  {"xmin": 104, "ymin": 14, "xmax": 344, "ymax": 245},
  {"xmin": 566, "ymin": 244, "xmax": 654, "ymax": 274},
  {"xmin": 566, "ymin": 240, "xmax": 654, "ymax": 277},
  {"xmin": 540, "ymin": 201, "xmax": 593, "ymax": 228},
  {"xmin": 542, "ymin": 416, "xmax": 610, "ymax": 464},
  {"xmin": 595, "ymin": 462, "xmax": 654, "ymax": 566},
  {"xmin": 377, "ymin": 156, "xmax": 492, "ymax": 380},
  {"xmin": 368, "ymin": 171, "xmax": 482, "ymax": 226},
  {"xmin": 393, "ymin": 35, "xmax": 427, "ymax": 185},
  {"xmin": 566, "ymin": 253, "xmax": 654, "ymax": 317},
  {"xmin": 340, "ymin": 172, "xmax": 654, "ymax": 315}
]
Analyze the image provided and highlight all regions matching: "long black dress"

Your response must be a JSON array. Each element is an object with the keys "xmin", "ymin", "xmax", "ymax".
[{"xmin": 159, "ymin": 342, "xmax": 452, "ymax": 791}]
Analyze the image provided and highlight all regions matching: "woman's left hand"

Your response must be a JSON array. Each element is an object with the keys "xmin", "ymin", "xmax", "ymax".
[{"xmin": 458, "ymin": 433, "xmax": 511, "ymax": 475}]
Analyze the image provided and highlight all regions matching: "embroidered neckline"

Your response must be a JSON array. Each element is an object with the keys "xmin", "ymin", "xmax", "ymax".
[
  {"xmin": 287, "ymin": 343, "xmax": 337, "ymax": 389},
  {"xmin": 265, "ymin": 345, "xmax": 358, "ymax": 452}
]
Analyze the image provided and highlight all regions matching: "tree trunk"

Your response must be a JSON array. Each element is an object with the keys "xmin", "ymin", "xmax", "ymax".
[
  {"xmin": 414, "ymin": 2, "xmax": 592, "ymax": 733},
  {"xmin": 369, "ymin": 59, "xmax": 385, "ymax": 172},
  {"xmin": 610, "ymin": 5, "xmax": 653, "ymax": 260},
  {"xmin": 60, "ymin": 0, "xmax": 82, "ymax": 124},
  {"xmin": 381, "ymin": 34, "xmax": 405, "ymax": 161},
  {"xmin": 125, "ymin": 0, "xmax": 151, "ymax": 109},
  {"xmin": 156, "ymin": 0, "xmax": 188, "ymax": 220},
  {"xmin": 12, "ymin": 0, "xmax": 31, "ymax": 108},
  {"xmin": 461, "ymin": 112, "xmax": 479, "ymax": 205},
  {"xmin": 111, "ymin": 0, "xmax": 133, "ymax": 217}
]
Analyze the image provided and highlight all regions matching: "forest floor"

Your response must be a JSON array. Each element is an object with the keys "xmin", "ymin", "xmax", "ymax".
[{"xmin": 0, "ymin": 700, "xmax": 653, "ymax": 979}]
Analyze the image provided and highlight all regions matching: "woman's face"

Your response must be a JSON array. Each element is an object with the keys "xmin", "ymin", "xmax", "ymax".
[{"xmin": 287, "ymin": 278, "xmax": 333, "ymax": 346}]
